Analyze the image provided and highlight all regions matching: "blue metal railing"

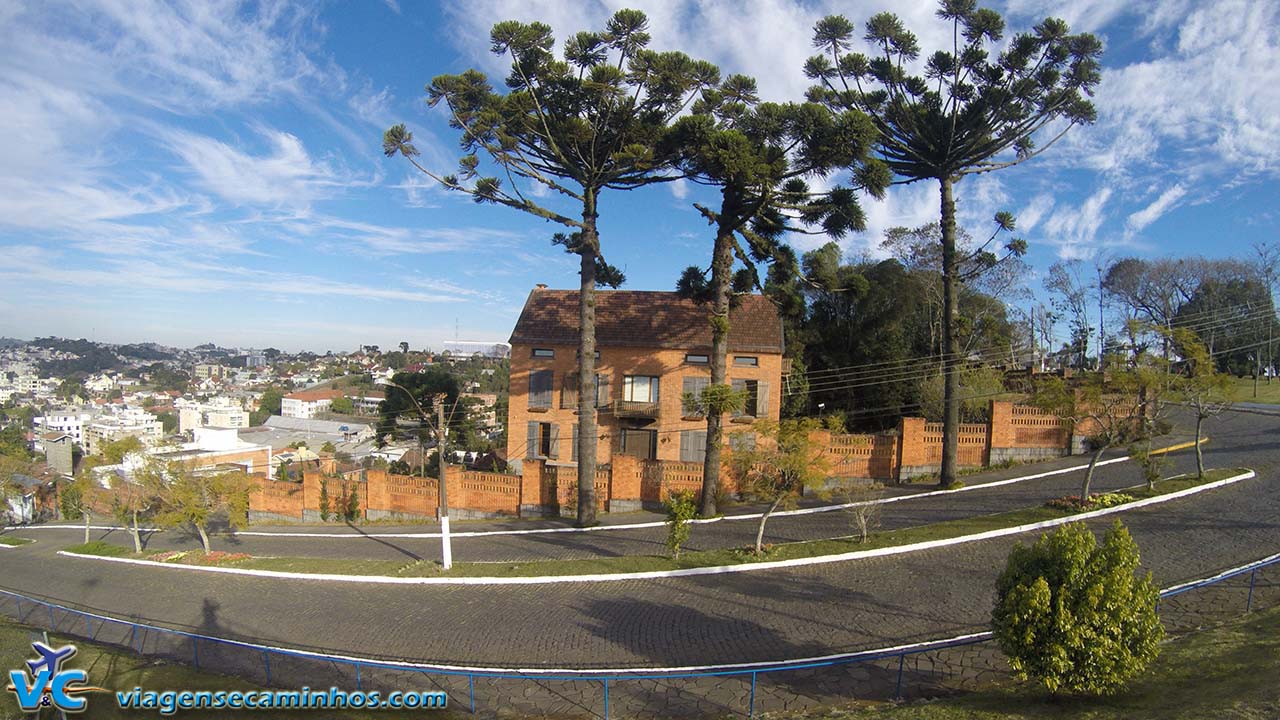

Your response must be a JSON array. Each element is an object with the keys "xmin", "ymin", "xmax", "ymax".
[{"xmin": 1, "ymin": 552, "xmax": 1275, "ymax": 719}]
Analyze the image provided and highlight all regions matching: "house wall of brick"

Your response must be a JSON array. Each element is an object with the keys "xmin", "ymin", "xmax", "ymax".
[{"xmin": 506, "ymin": 343, "xmax": 783, "ymax": 471}]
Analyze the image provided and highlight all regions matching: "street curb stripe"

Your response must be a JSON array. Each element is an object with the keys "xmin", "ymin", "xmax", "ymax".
[
  {"xmin": 55, "ymin": 469, "xmax": 1254, "ymax": 586},
  {"xmin": 12, "ymin": 437, "xmax": 1206, "ymax": 540}
]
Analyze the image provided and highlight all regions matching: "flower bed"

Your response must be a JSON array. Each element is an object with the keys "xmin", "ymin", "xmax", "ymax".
[{"xmin": 1045, "ymin": 492, "xmax": 1136, "ymax": 511}]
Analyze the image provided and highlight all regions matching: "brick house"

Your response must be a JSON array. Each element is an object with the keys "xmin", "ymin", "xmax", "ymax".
[{"xmin": 506, "ymin": 287, "xmax": 784, "ymax": 473}]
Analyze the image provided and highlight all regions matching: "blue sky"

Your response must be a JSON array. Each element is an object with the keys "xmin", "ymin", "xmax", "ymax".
[{"xmin": 1, "ymin": 0, "xmax": 1276, "ymax": 352}]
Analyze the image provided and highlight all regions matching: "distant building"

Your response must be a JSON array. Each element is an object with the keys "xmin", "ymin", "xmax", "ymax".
[
  {"xmin": 33, "ymin": 411, "xmax": 92, "ymax": 444},
  {"xmin": 83, "ymin": 407, "xmax": 164, "ymax": 456},
  {"xmin": 281, "ymin": 389, "xmax": 345, "ymax": 418},
  {"xmin": 40, "ymin": 432, "xmax": 75, "ymax": 476},
  {"xmin": 442, "ymin": 341, "xmax": 511, "ymax": 359},
  {"xmin": 149, "ymin": 427, "xmax": 272, "ymax": 476},
  {"xmin": 193, "ymin": 363, "xmax": 225, "ymax": 381},
  {"xmin": 351, "ymin": 391, "xmax": 385, "ymax": 415},
  {"xmin": 261, "ymin": 415, "xmax": 374, "ymax": 443},
  {"xmin": 176, "ymin": 396, "xmax": 249, "ymax": 433}
]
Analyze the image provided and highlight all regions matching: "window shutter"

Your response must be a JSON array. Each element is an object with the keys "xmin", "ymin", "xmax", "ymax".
[
  {"xmin": 549, "ymin": 424, "xmax": 561, "ymax": 459},
  {"xmin": 596, "ymin": 373, "xmax": 611, "ymax": 407},
  {"xmin": 731, "ymin": 379, "xmax": 745, "ymax": 417},
  {"xmin": 679, "ymin": 430, "xmax": 693, "ymax": 462},
  {"xmin": 652, "ymin": 376, "xmax": 660, "ymax": 403},
  {"xmin": 682, "ymin": 377, "xmax": 697, "ymax": 415},
  {"xmin": 526, "ymin": 421, "xmax": 539, "ymax": 458},
  {"xmin": 571, "ymin": 425, "xmax": 579, "ymax": 462},
  {"xmin": 697, "ymin": 430, "xmax": 707, "ymax": 461},
  {"xmin": 560, "ymin": 372, "xmax": 578, "ymax": 409},
  {"xmin": 757, "ymin": 381, "xmax": 770, "ymax": 416}
]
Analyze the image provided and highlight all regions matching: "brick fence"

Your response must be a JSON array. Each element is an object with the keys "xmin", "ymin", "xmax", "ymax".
[{"xmin": 245, "ymin": 401, "xmax": 1072, "ymax": 522}]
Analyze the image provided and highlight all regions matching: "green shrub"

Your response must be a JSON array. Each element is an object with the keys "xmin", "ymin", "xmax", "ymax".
[
  {"xmin": 344, "ymin": 482, "xmax": 360, "ymax": 521},
  {"xmin": 318, "ymin": 478, "xmax": 331, "ymax": 522},
  {"xmin": 992, "ymin": 521, "xmax": 1163, "ymax": 696},
  {"xmin": 664, "ymin": 491, "xmax": 698, "ymax": 559}
]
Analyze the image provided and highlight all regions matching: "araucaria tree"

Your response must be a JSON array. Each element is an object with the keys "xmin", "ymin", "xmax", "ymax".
[
  {"xmin": 668, "ymin": 76, "xmax": 887, "ymax": 517},
  {"xmin": 993, "ymin": 521, "xmax": 1162, "ymax": 696},
  {"xmin": 385, "ymin": 10, "xmax": 718, "ymax": 526},
  {"xmin": 807, "ymin": 1, "xmax": 1102, "ymax": 486}
]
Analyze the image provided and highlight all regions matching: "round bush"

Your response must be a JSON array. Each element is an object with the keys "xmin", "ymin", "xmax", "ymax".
[{"xmin": 992, "ymin": 520, "xmax": 1163, "ymax": 695}]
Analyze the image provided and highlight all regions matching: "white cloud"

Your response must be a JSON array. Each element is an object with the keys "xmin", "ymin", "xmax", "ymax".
[
  {"xmin": 162, "ymin": 127, "xmax": 339, "ymax": 209},
  {"xmin": 1040, "ymin": 187, "xmax": 1113, "ymax": 258},
  {"xmin": 1126, "ymin": 183, "xmax": 1187, "ymax": 235},
  {"xmin": 1017, "ymin": 193, "xmax": 1055, "ymax": 233}
]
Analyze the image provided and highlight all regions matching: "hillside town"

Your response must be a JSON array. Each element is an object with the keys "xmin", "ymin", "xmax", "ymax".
[{"xmin": 0, "ymin": 337, "xmax": 509, "ymax": 523}]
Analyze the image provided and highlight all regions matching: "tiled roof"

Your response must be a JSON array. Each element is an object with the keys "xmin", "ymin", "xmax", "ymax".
[
  {"xmin": 509, "ymin": 288, "xmax": 784, "ymax": 354},
  {"xmin": 283, "ymin": 389, "xmax": 345, "ymax": 402}
]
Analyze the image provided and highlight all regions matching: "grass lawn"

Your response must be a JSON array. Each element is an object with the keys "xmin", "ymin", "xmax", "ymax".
[
  {"xmin": 0, "ymin": 619, "xmax": 454, "ymax": 719},
  {"xmin": 1230, "ymin": 375, "xmax": 1280, "ymax": 405},
  {"xmin": 770, "ymin": 605, "xmax": 1280, "ymax": 720},
  {"xmin": 63, "ymin": 469, "xmax": 1246, "ymax": 580},
  {"xmin": 0, "ymin": 535, "xmax": 34, "ymax": 546}
]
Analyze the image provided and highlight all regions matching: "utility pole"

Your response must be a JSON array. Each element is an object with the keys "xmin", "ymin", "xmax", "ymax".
[{"xmin": 435, "ymin": 393, "xmax": 452, "ymax": 570}]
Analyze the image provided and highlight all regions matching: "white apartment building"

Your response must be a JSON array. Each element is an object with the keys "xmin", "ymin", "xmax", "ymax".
[
  {"xmin": 176, "ymin": 396, "xmax": 249, "ymax": 433},
  {"xmin": 280, "ymin": 389, "xmax": 344, "ymax": 419},
  {"xmin": 34, "ymin": 410, "xmax": 94, "ymax": 444},
  {"xmin": 83, "ymin": 407, "xmax": 164, "ymax": 456}
]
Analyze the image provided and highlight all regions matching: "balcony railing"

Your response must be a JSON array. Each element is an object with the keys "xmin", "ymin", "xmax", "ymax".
[{"xmin": 610, "ymin": 400, "xmax": 660, "ymax": 419}]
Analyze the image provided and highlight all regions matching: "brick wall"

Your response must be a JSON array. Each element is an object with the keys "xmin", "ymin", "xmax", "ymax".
[{"xmin": 241, "ymin": 401, "xmax": 1073, "ymax": 522}]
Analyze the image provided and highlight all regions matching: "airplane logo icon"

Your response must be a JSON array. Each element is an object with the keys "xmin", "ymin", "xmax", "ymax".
[{"xmin": 26, "ymin": 642, "xmax": 76, "ymax": 677}]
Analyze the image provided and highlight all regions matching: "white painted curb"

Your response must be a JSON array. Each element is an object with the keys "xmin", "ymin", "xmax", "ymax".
[{"xmin": 56, "ymin": 470, "xmax": 1254, "ymax": 586}]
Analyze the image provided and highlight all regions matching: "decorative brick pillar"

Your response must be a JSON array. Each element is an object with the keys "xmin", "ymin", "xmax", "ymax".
[
  {"xmin": 897, "ymin": 416, "xmax": 929, "ymax": 482},
  {"xmin": 609, "ymin": 454, "xmax": 642, "ymax": 512},
  {"xmin": 518, "ymin": 459, "xmax": 552, "ymax": 517}
]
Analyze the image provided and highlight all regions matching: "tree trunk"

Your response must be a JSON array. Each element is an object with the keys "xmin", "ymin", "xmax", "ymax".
[
  {"xmin": 576, "ymin": 197, "xmax": 600, "ymax": 527},
  {"xmin": 1195, "ymin": 414, "xmax": 1205, "ymax": 479},
  {"xmin": 1082, "ymin": 444, "xmax": 1107, "ymax": 502},
  {"xmin": 196, "ymin": 523, "xmax": 211, "ymax": 553},
  {"xmin": 700, "ymin": 220, "xmax": 736, "ymax": 518},
  {"xmin": 938, "ymin": 177, "xmax": 960, "ymax": 488},
  {"xmin": 130, "ymin": 509, "xmax": 142, "ymax": 553},
  {"xmin": 755, "ymin": 497, "xmax": 783, "ymax": 554}
]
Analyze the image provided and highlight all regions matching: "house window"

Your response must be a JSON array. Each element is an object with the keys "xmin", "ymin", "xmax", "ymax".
[
  {"xmin": 729, "ymin": 432, "xmax": 757, "ymax": 452},
  {"xmin": 529, "ymin": 370, "xmax": 553, "ymax": 409},
  {"xmin": 562, "ymin": 373, "xmax": 612, "ymax": 408},
  {"xmin": 682, "ymin": 376, "xmax": 710, "ymax": 416},
  {"xmin": 532, "ymin": 348, "xmax": 555, "ymax": 359},
  {"xmin": 680, "ymin": 430, "xmax": 707, "ymax": 463},
  {"xmin": 620, "ymin": 428, "xmax": 657, "ymax": 460},
  {"xmin": 731, "ymin": 379, "xmax": 770, "ymax": 418},
  {"xmin": 685, "ymin": 354, "xmax": 709, "ymax": 365},
  {"xmin": 733, "ymin": 356, "xmax": 759, "ymax": 367},
  {"xmin": 623, "ymin": 375, "xmax": 660, "ymax": 403},
  {"xmin": 525, "ymin": 421, "xmax": 560, "ymax": 459}
]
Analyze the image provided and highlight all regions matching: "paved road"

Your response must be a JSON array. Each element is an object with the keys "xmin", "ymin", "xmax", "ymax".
[{"xmin": 0, "ymin": 409, "xmax": 1275, "ymax": 670}]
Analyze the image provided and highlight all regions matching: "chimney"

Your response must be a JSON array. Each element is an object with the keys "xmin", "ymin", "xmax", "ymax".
[{"xmin": 535, "ymin": 283, "xmax": 548, "ymax": 289}]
